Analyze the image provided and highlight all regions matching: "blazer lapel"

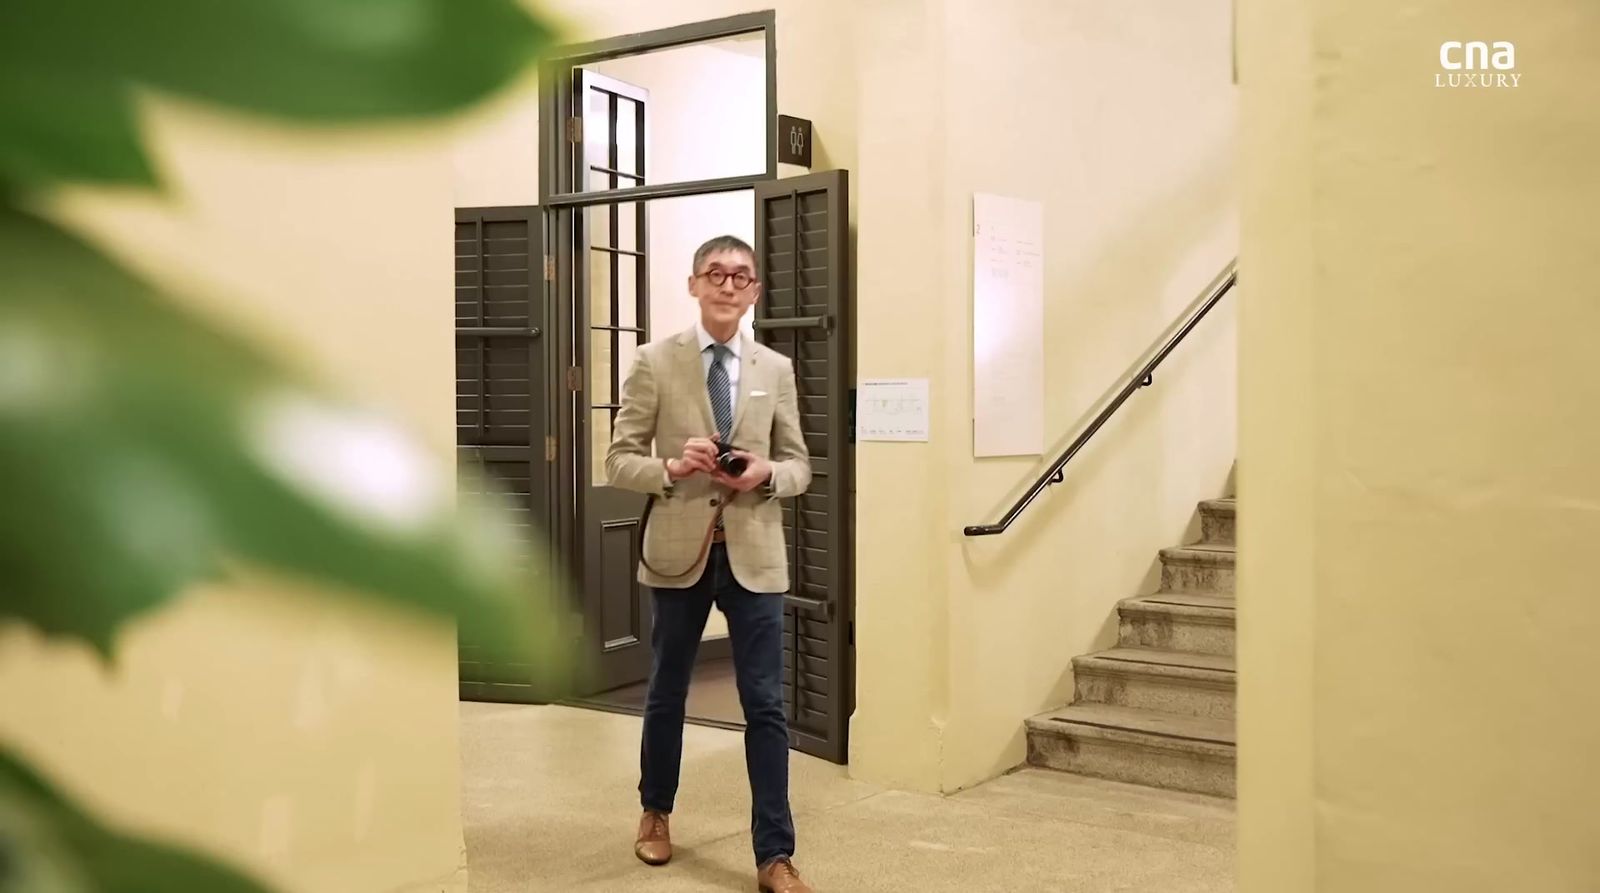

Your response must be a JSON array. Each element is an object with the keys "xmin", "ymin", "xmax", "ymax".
[
  {"xmin": 730, "ymin": 329, "xmax": 757, "ymax": 441},
  {"xmin": 677, "ymin": 328, "xmax": 717, "ymax": 436}
]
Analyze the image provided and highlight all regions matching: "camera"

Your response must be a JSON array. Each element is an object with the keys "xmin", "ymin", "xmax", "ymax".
[{"xmin": 715, "ymin": 440, "xmax": 749, "ymax": 477}]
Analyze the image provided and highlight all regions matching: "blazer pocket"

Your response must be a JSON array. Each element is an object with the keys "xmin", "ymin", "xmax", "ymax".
[{"xmin": 740, "ymin": 397, "xmax": 775, "ymax": 444}]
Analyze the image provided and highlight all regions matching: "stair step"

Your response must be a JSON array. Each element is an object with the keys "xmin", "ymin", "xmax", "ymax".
[
  {"xmin": 1082, "ymin": 647, "xmax": 1236, "ymax": 673},
  {"xmin": 1073, "ymin": 649, "xmax": 1235, "ymax": 720},
  {"xmin": 1031, "ymin": 703, "xmax": 1236, "ymax": 744},
  {"xmin": 1118, "ymin": 595, "xmax": 1235, "ymax": 656},
  {"xmin": 1128, "ymin": 593, "xmax": 1236, "ymax": 610},
  {"xmin": 1198, "ymin": 498, "xmax": 1236, "ymax": 546},
  {"xmin": 1026, "ymin": 704, "xmax": 1236, "ymax": 798},
  {"xmin": 1159, "ymin": 543, "xmax": 1236, "ymax": 562},
  {"xmin": 1159, "ymin": 544, "xmax": 1236, "ymax": 594}
]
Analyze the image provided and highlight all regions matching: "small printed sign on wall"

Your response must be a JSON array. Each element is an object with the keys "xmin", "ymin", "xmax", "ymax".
[
  {"xmin": 856, "ymin": 379, "xmax": 930, "ymax": 442},
  {"xmin": 778, "ymin": 114, "xmax": 813, "ymax": 168}
]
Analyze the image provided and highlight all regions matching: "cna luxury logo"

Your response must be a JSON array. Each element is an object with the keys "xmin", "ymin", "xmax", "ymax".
[{"xmin": 1436, "ymin": 40, "xmax": 1520, "ymax": 88}]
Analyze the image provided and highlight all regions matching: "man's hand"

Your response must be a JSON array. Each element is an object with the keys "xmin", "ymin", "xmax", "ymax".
[
  {"xmin": 666, "ymin": 437, "xmax": 719, "ymax": 480},
  {"xmin": 711, "ymin": 450, "xmax": 773, "ymax": 493}
]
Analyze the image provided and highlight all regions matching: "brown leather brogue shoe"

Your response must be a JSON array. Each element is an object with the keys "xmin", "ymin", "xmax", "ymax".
[
  {"xmin": 634, "ymin": 809, "xmax": 672, "ymax": 866},
  {"xmin": 757, "ymin": 856, "xmax": 813, "ymax": 893}
]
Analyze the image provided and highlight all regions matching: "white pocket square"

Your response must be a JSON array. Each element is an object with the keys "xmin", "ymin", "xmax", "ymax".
[{"xmin": 750, "ymin": 390, "xmax": 769, "ymax": 397}]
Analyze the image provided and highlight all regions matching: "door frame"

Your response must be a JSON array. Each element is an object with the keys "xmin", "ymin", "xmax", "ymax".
[
  {"xmin": 537, "ymin": 11, "xmax": 777, "ymax": 208},
  {"xmin": 538, "ymin": 13, "xmax": 779, "ymax": 698}
]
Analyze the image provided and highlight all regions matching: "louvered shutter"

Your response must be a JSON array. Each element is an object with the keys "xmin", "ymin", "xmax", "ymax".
[
  {"xmin": 454, "ymin": 206, "xmax": 552, "ymax": 703},
  {"xmin": 752, "ymin": 172, "xmax": 854, "ymax": 764}
]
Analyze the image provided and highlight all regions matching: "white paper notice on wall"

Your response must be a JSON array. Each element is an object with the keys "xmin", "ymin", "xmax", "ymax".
[
  {"xmin": 856, "ymin": 379, "xmax": 930, "ymax": 442},
  {"xmin": 972, "ymin": 193, "xmax": 1045, "ymax": 457}
]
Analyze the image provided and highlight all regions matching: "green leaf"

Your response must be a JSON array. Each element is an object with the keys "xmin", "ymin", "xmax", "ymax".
[
  {"xmin": 0, "ymin": 75, "xmax": 157, "ymax": 189},
  {"xmin": 0, "ymin": 0, "xmax": 558, "ymax": 188},
  {"xmin": 0, "ymin": 745, "xmax": 278, "ymax": 893},
  {"xmin": 0, "ymin": 205, "xmax": 581, "ymax": 690},
  {"xmin": 2, "ymin": 0, "xmax": 558, "ymax": 119}
]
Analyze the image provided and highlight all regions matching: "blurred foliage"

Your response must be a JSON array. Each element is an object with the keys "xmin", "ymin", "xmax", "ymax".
[
  {"xmin": 0, "ymin": 0, "xmax": 557, "ymax": 186},
  {"xmin": 1, "ymin": 750, "xmax": 275, "ymax": 893},
  {"xmin": 0, "ymin": 0, "xmax": 570, "ymax": 890}
]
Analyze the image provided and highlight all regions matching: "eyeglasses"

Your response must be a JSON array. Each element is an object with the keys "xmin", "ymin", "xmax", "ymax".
[{"xmin": 696, "ymin": 268, "xmax": 756, "ymax": 290}]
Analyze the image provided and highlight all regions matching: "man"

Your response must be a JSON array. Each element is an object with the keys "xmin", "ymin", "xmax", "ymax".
[{"xmin": 604, "ymin": 235, "xmax": 815, "ymax": 893}]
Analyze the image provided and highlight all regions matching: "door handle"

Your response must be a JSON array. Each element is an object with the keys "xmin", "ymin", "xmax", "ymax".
[
  {"xmin": 782, "ymin": 594, "xmax": 834, "ymax": 618},
  {"xmin": 753, "ymin": 315, "xmax": 831, "ymax": 333}
]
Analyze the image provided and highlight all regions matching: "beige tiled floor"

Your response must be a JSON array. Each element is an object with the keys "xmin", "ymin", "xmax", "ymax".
[{"xmin": 460, "ymin": 703, "xmax": 1235, "ymax": 892}]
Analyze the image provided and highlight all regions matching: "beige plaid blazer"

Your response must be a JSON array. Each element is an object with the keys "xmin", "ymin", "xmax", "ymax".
[{"xmin": 604, "ymin": 326, "xmax": 812, "ymax": 593}]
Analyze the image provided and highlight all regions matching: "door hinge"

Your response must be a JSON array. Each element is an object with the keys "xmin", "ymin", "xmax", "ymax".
[
  {"xmin": 565, "ymin": 117, "xmax": 583, "ymax": 143},
  {"xmin": 567, "ymin": 366, "xmax": 583, "ymax": 391},
  {"xmin": 545, "ymin": 435, "xmax": 557, "ymax": 462},
  {"xmin": 543, "ymin": 256, "xmax": 555, "ymax": 282}
]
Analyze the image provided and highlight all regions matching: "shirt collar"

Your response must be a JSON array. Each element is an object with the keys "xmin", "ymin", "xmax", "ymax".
[{"xmin": 695, "ymin": 320, "xmax": 742, "ymax": 358}]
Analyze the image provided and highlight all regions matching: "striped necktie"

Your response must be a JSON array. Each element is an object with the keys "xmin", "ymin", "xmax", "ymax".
[{"xmin": 707, "ymin": 343, "xmax": 733, "ymax": 442}]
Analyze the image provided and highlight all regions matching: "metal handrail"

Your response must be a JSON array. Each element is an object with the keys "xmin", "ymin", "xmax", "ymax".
[{"xmin": 963, "ymin": 261, "xmax": 1238, "ymax": 537}]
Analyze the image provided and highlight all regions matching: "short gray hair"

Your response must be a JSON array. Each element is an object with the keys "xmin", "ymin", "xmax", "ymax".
[{"xmin": 691, "ymin": 235, "xmax": 757, "ymax": 274}]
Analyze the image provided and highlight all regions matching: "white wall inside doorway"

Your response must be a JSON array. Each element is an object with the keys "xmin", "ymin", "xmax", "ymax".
[{"xmin": 591, "ymin": 41, "xmax": 762, "ymax": 344}]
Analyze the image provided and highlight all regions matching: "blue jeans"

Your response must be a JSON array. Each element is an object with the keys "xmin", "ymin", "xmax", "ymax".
[{"xmin": 638, "ymin": 543, "xmax": 796, "ymax": 867}]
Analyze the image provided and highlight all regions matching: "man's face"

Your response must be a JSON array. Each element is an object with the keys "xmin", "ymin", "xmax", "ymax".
[{"xmin": 688, "ymin": 249, "xmax": 760, "ymax": 331}]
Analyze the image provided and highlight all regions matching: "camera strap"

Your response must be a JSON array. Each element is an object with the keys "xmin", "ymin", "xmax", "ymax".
[{"xmin": 636, "ymin": 483, "xmax": 734, "ymax": 581}]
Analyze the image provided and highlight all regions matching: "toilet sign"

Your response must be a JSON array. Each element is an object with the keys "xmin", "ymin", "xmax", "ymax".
[{"xmin": 777, "ymin": 115, "xmax": 813, "ymax": 168}]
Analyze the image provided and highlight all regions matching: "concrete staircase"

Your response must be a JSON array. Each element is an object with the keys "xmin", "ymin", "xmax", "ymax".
[{"xmin": 1025, "ymin": 497, "xmax": 1237, "ymax": 798}]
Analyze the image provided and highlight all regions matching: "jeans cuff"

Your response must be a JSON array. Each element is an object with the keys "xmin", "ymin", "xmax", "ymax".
[
  {"xmin": 756, "ymin": 852, "xmax": 794, "ymax": 868},
  {"xmin": 640, "ymin": 794, "xmax": 673, "ymax": 814}
]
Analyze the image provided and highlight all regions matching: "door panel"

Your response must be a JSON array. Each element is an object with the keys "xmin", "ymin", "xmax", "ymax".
[
  {"xmin": 752, "ymin": 171, "xmax": 854, "ymax": 763},
  {"xmin": 573, "ymin": 69, "xmax": 655, "ymax": 694},
  {"xmin": 454, "ymin": 205, "xmax": 554, "ymax": 703}
]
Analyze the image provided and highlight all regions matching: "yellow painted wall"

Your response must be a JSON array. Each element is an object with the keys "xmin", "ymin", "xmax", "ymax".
[
  {"xmin": 937, "ymin": 0, "xmax": 1238, "ymax": 792},
  {"xmin": 847, "ymin": 0, "xmax": 954, "ymax": 792},
  {"xmin": 1238, "ymin": 0, "xmax": 1600, "ymax": 889},
  {"xmin": 850, "ymin": 0, "xmax": 1240, "ymax": 792},
  {"xmin": 0, "ymin": 102, "xmax": 470, "ymax": 892},
  {"xmin": 1236, "ymin": 0, "xmax": 1314, "ymax": 886}
]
